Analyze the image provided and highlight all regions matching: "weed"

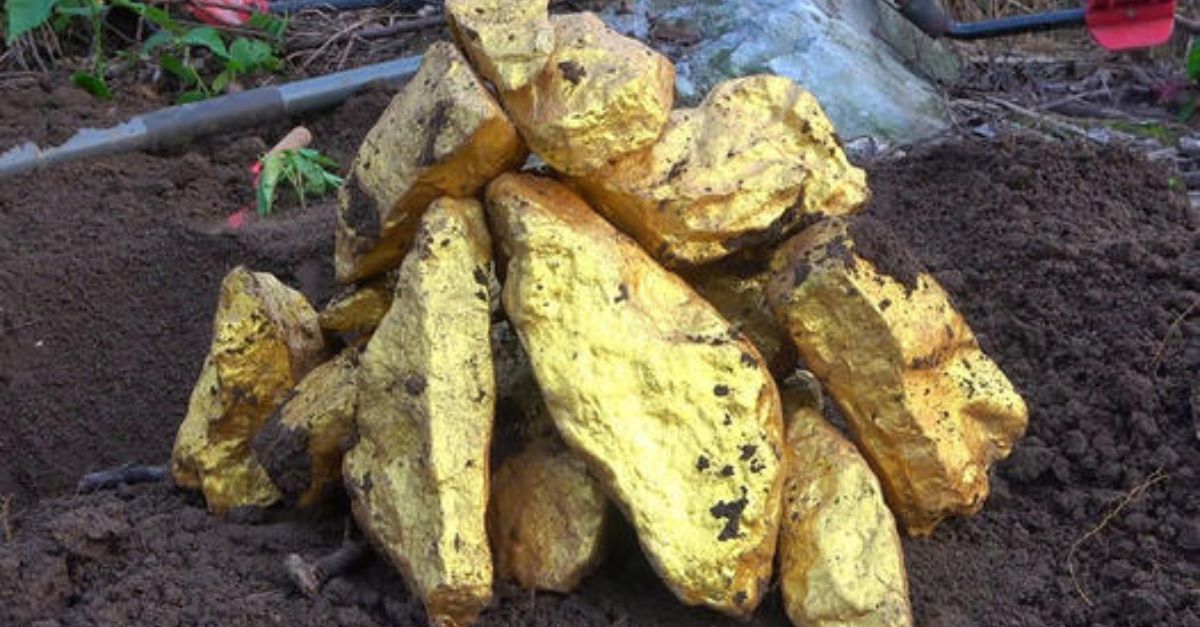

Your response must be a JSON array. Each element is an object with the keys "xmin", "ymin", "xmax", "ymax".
[
  {"xmin": 256, "ymin": 148, "xmax": 343, "ymax": 216},
  {"xmin": 4, "ymin": 0, "xmax": 287, "ymax": 101}
]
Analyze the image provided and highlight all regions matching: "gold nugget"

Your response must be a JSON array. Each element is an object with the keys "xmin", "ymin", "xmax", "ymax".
[
  {"xmin": 343, "ymin": 197, "xmax": 495, "ymax": 627},
  {"xmin": 777, "ymin": 375, "xmax": 913, "ymax": 627},
  {"xmin": 170, "ymin": 267, "xmax": 326, "ymax": 513},
  {"xmin": 501, "ymin": 13, "xmax": 674, "ymax": 176},
  {"xmin": 487, "ymin": 173, "xmax": 783, "ymax": 618},
  {"xmin": 318, "ymin": 275, "xmax": 394, "ymax": 335},
  {"xmin": 489, "ymin": 437, "xmax": 610, "ymax": 593},
  {"xmin": 252, "ymin": 349, "xmax": 359, "ymax": 508},
  {"xmin": 766, "ymin": 218, "xmax": 1028, "ymax": 535},
  {"xmin": 446, "ymin": 0, "xmax": 553, "ymax": 91},
  {"xmin": 577, "ymin": 75, "xmax": 868, "ymax": 267},
  {"xmin": 335, "ymin": 41, "xmax": 526, "ymax": 283}
]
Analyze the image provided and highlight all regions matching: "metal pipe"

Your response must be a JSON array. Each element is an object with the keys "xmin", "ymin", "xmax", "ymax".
[
  {"xmin": 0, "ymin": 54, "xmax": 421, "ymax": 180},
  {"xmin": 892, "ymin": 0, "xmax": 1086, "ymax": 40}
]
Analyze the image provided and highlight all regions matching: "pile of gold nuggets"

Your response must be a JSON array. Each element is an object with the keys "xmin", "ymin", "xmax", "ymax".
[{"xmin": 170, "ymin": 2, "xmax": 1030, "ymax": 625}]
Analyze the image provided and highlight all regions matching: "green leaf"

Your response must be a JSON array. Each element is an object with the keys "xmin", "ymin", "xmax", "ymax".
[
  {"xmin": 6, "ymin": 0, "xmax": 57, "ymax": 42},
  {"xmin": 211, "ymin": 68, "xmax": 233, "ymax": 94},
  {"xmin": 54, "ymin": 4, "xmax": 104, "ymax": 18},
  {"xmin": 110, "ymin": 0, "xmax": 179, "ymax": 34},
  {"xmin": 71, "ymin": 71, "xmax": 112, "ymax": 99},
  {"xmin": 1189, "ymin": 39, "xmax": 1200, "ymax": 81},
  {"xmin": 160, "ymin": 54, "xmax": 203, "ymax": 88},
  {"xmin": 247, "ymin": 12, "xmax": 286, "ymax": 39},
  {"xmin": 142, "ymin": 29, "xmax": 172, "ymax": 53},
  {"xmin": 257, "ymin": 154, "xmax": 284, "ymax": 216},
  {"xmin": 181, "ymin": 26, "xmax": 228, "ymax": 59},
  {"xmin": 228, "ymin": 37, "xmax": 277, "ymax": 72},
  {"xmin": 177, "ymin": 90, "xmax": 209, "ymax": 104},
  {"xmin": 1180, "ymin": 98, "xmax": 1199, "ymax": 123}
]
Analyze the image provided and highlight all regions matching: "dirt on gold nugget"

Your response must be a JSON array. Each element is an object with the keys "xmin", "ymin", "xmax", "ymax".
[
  {"xmin": 501, "ymin": 12, "xmax": 674, "ymax": 176},
  {"xmin": 578, "ymin": 75, "xmax": 868, "ymax": 267},
  {"xmin": 446, "ymin": 0, "xmax": 553, "ymax": 91},
  {"xmin": 343, "ymin": 197, "xmax": 496, "ymax": 627},
  {"xmin": 251, "ymin": 349, "xmax": 359, "ymax": 508},
  {"xmin": 487, "ymin": 173, "xmax": 784, "ymax": 618},
  {"xmin": 170, "ymin": 267, "xmax": 326, "ymax": 513},
  {"xmin": 335, "ymin": 41, "xmax": 526, "ymax": 284},
  {"xmin": 766, "ymin": 218, "xmax": 1028, "ymax": 535},
  {"xmin": 776, "ymin": 375, "xmax": 912, "ymax": 627}
]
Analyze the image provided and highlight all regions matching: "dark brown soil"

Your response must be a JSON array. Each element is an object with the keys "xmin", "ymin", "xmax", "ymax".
[{"xmin": 2, "ymin": 79, "xmax": 1199, "ymax": 626}]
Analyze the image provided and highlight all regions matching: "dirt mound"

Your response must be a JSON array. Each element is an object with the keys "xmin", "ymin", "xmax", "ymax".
[
  {"xmin": 865, "ymin": 136, "xmax": 1200, "ymax": 627},
  {"xmin": 2, "ymin": 77, "xmax": 1198, "ymax": 625},
  {"xmin": 0, "ymin": 83, "xmax": 395, "ymax": 504}
]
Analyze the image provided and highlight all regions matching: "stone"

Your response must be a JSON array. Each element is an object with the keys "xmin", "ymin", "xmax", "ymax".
[
  {"xmin": 343, "ymin": 197, "xmax": 496, "ymax": 627},
  {"xmin": 489, "ymin": 437, "xmax": 611, "ymax": 592},
  {"xmin": 446, "ymin": 0, "xmax": 554, "ymax": 91},
  {"xmin": 335, "ymin": 41, "xmax": 526, "ymax": 283},
  {"xmin": 680, "ymin": 254, "xmax": 794, "ymax": 377},
  {"xmin": 170, "ymin": 267, "xmax": 326, "ymax": 513},
  {"xmin": 777, "ymin": 374, "xmax": 913, "ymax": 627},
  {"xmin": 577, "ymin": 75, "xmax": 868, "ymax": 267},
  {"xmin": 251, "ymin": 349, "xmax": 359, "ymax": 508},
  {"xmin": 766, "ymin": 218, "xmax": 1028, "ymax": 535},
  {"xmin": 487, "ymin": 173, "xmax": 784, "ymax": 618},
  {"xmin": 501, "ymin": 12, "xmax": 675, "ymax": 176},
  {"xmin": 318, "ymin": 275, "xmax": 394, "ymax": 335},
  {"xmin": 600, "ymin": 0, "xmax": 953, "ymax": 142}
]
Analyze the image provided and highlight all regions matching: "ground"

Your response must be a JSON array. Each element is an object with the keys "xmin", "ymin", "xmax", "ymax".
[{"xmin": 2, "ymin": 17, "xmax": 1200, "ymax": 627}]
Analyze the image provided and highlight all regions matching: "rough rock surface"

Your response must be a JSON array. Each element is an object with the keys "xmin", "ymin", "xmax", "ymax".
[
  {"xmin": 489, "ymin": 437, "xmax": 611, "ymax": 593},
  {"xmin": 170, "ymin": 266, "xmax": 326, "ymax": 513},
  {"xmin": 501, "ymin": 12, "xmax": 675, "ymax": 176},
  {"xmin": 446, "ymin": 0, "xmax": 554, "ymax": 91},
  {"xmin": 766, "ymin": 218, "xmax": 1028, "ymax": 535},
  {"xmin": 578, "ymin": 75, "xmax": 868, "ymax": 267},
  {"xmin": 343, "ymin": 197, "xmax": 496, "ymax": 627},
  {"xmin": 487, "ymin": 173, "xmax": 784, "ymax": 618},
  {"xmin": 335, "ymin": 41, "xmax": 526, "ymax": 283},
  {"xmin": 777, "ymin": 378, "xmax": 912, "ymax": 627},
  {"xmin": 252, "ymin": 349, "xmax": 359, "ymax": 508},
  {"xmin": 318, "ymin": 275, "xmax": 394, "ymax": 335}
]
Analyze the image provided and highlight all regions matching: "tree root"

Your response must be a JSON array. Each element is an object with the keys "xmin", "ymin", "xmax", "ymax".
[
  {"xmin": 285, "ymin": 540, "xmax": 369, "ymax": 597},
  {"xmin": 1067, "ymin": 468, "xmax": 1169, "ymax": 606}
]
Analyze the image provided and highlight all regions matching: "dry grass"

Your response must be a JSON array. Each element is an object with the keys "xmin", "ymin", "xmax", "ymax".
[
  {"xmin": 1, "ymin": 494, "xmax": 12, "ymax": 544},
  {"xmin": 1067, "ymin": 468, "xmax": 1169, "ymax": 606}
]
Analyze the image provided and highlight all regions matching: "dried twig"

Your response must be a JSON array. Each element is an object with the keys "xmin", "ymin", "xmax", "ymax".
[
  {"xmin": 1067, "ymin": 468, "xmax": 1169, "ymax": 606},
  {"xmin": 77, "ymin": 464, "xmax": 169, "ymax": 493},
  {"xmin": 285, "ymin": 540, "xmax": 369, "ymax": 596},
  {"xmin": 1, "ymin": 494, "xmax": 12, "ymax": 544},
  {"xmin": 1151, "ymin": 294, "xmax": 1200, "ymax": 374}
]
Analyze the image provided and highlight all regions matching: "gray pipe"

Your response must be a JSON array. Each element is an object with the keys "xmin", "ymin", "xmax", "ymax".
[{"xmin": 0, "ymin": 54, "xmax": 422, "ymax": 180}]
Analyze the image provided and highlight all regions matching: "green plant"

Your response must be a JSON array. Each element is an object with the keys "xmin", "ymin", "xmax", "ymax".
[
  {"xmin": 1181, "ymin": 38, "xmax": 1200, "ymax": 122},
  {"xmin": 4, "ymin": 0, "xmax": 286, "ymax": 101},
  {"xmin": 256, "ymin": 149, "xmax": 343, "ymax": 217}
]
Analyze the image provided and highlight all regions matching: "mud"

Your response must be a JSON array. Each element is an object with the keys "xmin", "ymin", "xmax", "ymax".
[{"xmin": 2, "ymin": 80, "xmax": 1198, "ymax": 626}]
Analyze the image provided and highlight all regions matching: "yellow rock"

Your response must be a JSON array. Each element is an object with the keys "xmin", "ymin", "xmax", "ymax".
[
  {"xmin": 335, "ymin": 41, "xmax": 526, "ymax": 284},
  {"xmin": 170, "ymin": 267, "xmax": 326, "ymax": 513},
  {"xmin": 487, "ymin": 173, "xmax": 784, "ymax": 618},
  {"xmin": 489, "ymin": 437, "xmax": 610, "ymax": 593},
  {"xmin": 501, "ymin": 13, "xmax": 675, "ymax": 176},
  {"xmin": 251, "ymin": 349, "xmax": 359, "ymax": 508},
  {"xmin": 777, "ymin": 374, "xmax": 913, "ymax": 627},
  {"xmin": 766, "ymin": 218, "xmax": 1028, "ymax": 536},
  {"xmin": 681, "ymin": 253, "xmax": 794, "ymax": 377},
  {"xmin": 318, "ymin": 276, "xmax": 394, "ymax": 335},
  {"xmin": 446, "ymin": 0, "xmax": 553, "ymax": 91},
  {"xmin": 344, "ymin": 197, "xmax": 495, "ymax": 627},
  {"xmin": 577, "ymin": 75, "xmax": 868, "ymax": 267}
]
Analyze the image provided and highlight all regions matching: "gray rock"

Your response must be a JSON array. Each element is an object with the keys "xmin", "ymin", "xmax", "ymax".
[{"xmin": 602, "ymin": 0, "xmax": 955, "ymax": 142}]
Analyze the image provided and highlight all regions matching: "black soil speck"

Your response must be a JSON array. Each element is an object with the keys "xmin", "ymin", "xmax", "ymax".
[
  {"xmin": 404, "ymin": 374, "xmax": 427, "ymax": 396},
  {"xmin": 713, "ymin": 384, "xmax": 730, "ymax": 397},
  {"xmin": 709, "ymin": 489, "xmax": 749, "ymax": 541},
  {"xmin": 558, "ymin": 60, "xmax": 587, "ymax": 85}
]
